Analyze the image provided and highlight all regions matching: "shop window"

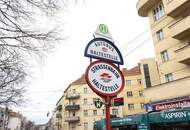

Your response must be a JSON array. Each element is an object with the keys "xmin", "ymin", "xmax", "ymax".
[
  {"xmin": 153, "ymin": 3, "xmax": 165, "ymax": 21},
  {"xmin": 165, "ymin": 73, "xmax": 173, "ymax": 82}
]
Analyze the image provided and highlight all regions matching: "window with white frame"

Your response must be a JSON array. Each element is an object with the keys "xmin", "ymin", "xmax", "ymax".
[
  {"xmin": 153, "ymin": 3, "xmax": 165, "ymax": 21},
  {"xmin": 84, "ymin": 87, "xmax": 88, "ymax": 94},
  {"xmin": 127, "ymin": 91, "xmax": 133, "ymax": 97},
  {"xmin": 112, "ymin": 108, "xmax": 118, "ymax": 115},
  {"xmin": 84, "ymin": 122, "xmax": 88, "ymax": 130},
  {"xmin": 93, "ymin": 110, "xmax": 97, "ymax": 116},
  {"xmin": 156, "ymin": 29, "xmax": 164, "ymax": 41},
  {"xmin": 137, "ymin": 79, "xmax": 142, "ymax": 85},
  {"xmin": 83, "ymin": 98, "xmax": 88, "ymax": 105},
  {"xmin": 139, "ymin": 90, "xmax": 144, "ymax": 97},
  {"xmin": 126, "ymin": 80, "xmax": 131, "ymax": 86},
  {"xmin": 83, "ymin": 110, "xmax": 88, "ymax": 116},
  {"xmin": 128, "ymin": 104, "xmax": 134, "ymax": 110},
  {"xmin": 161, "ymin": 50, "xmax": 169, "ymax": 62},
  {"xmin": 140, "ymin": 103, "xmax": 145, "ymax": 110},
  {"xmin": 165, "ymin": 73, "xmax": 173, "ymax": 82}
]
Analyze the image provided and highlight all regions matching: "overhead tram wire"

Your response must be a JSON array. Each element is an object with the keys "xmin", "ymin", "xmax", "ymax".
[{"xmin": 119, "ymin": 16, "xmax": 179, "ymax": 59}]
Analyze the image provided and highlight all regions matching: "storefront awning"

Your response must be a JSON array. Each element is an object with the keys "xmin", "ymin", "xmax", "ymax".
[{"xmin": 149, "ymin": 107, "xmax": 190, "ymax": 123}]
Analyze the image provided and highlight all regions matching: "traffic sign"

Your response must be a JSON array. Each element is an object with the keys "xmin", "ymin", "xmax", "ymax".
[
  {"xmin": 85, "ymin": 60, "xmax": 125, "ymax": 97},
  {"xmin": 94, "ymin": 98, "xmax": 103, "ymax": 109}
]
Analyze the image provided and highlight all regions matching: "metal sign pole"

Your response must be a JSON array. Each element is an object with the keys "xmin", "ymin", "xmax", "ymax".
[{"xmin": 105, "ymin": 96, "xmax": 111, "ymax": 130}]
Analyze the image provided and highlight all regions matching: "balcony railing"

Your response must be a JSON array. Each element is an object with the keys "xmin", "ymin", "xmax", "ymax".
[
  {"xmin": 65, "ymin": 116, "xmax": 80, "ymax": 122},
  {"xmin": 65, "ymin": 104, "xmax": 80, "ymax": 111},
  {"xmin": 66, "ymin": 93, "xmax": 80, "ymax": 99},
  {"xmin": 175, "ymin": 43, "xmax": 190, "ymax": 64},
  {"xmin": 56, "ymin": 113, "xmax": 62, "ymax": 119},
  {"xmin": 170, "ymin": 15, "xmax": 190, "ymax": 40}
]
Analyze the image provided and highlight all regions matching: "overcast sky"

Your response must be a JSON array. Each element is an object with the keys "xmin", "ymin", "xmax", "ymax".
[{"xmin": 15, "ymin": 0, "xmax": 155, "ymax": 124}]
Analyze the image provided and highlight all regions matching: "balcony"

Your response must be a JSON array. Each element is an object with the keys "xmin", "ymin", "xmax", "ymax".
[
  {"xmin": 170, "ymin": 16, "xmax": 190, "ymax": 40},
  {"xmin": 65, "ymin": 116, "xmax": 80, "ymax": 123},
  {"xmin": 164, "ymin": 0, "xmax": 190, "ymax": 17},
  {"xmin": 65, "ymin": 104, "xmax": 80, "ymax": 111},
  {"xmin": 144, "ymin": 76, "xmax": 190, "ymax": 102},
  {"xmin": 66, "ymin": 93, "xmax": 80, "ymax": 99},
  {"xmin": 136, "ymin": 0, "xmax": 160, "ymax": 17},
  {"xmin": 56, "ymin": 113, "xmax": 62, "ymax": 119},
  {"xmin": 175, "ymin": 44, "xmax": 190, "ymax": 64},
  {"xmin": 56, "ymin": 105, "xmax": 62, "ymax": 111}
]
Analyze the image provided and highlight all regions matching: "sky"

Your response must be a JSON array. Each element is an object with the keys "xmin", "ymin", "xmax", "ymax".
[{"xmin": 15, "ymin": 0, "xmax": 155, "ymax": 124}]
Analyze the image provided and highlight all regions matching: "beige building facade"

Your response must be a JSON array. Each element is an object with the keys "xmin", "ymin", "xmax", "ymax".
[
  {"xmin": 120, "ymin": 65, "xmax": 146, "ymax": 116},
  {"xmin": 137, "ymin": 0, "xmax": 190, "ymax": 103}
]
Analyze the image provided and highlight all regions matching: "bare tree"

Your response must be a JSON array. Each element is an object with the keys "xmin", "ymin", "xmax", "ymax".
[{"xmin": 0, "ymin": 0, "xmax": 65, "ymax": 106}]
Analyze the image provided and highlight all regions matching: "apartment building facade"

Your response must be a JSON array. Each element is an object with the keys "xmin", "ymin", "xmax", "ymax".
[
  {"xmin": 137, "ymin": 0, "xmax": 190, "ymax": 129},
  {"xmin": 121, "ymin": 65, "xmax": 146, "ymax": 116}
]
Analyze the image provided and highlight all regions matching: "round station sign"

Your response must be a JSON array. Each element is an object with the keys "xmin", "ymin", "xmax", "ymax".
[{"xmin": 85, "ymin": 60, "xmax": 124, "ymax": 97}]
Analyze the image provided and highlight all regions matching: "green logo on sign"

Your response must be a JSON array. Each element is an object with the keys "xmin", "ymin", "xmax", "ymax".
[
  {"xmin": 94, "ymin": 98, "xmax": 103, "ymax": 109},
  {"xmin": 99, "ymin": 24, "xmax": 108, "ymax": 34}
]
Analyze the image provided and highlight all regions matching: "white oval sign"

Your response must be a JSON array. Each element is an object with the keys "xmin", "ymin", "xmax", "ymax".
[
  {"xmin": 85, "ymin": 60, "xmax": 124, "ymax": 97},
  {"xmin": 84, "ymin": 38, "xmax": 124, "ymax": 65}
]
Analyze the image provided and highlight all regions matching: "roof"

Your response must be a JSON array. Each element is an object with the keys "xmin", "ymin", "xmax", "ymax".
[
  {"xmin": 71, "ymin": 74, "xmax": 86, "ymax": 85},
  {"xmin": 122, "ymin": 65, "xmax": 141, "ymax": 76}
]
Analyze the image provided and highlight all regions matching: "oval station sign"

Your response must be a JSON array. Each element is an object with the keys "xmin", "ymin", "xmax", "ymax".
[{"xmin": 85, "ymin": 60, "xmax": 124, "ymax": 97}]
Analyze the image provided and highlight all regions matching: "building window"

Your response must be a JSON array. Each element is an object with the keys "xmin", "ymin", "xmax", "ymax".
[
  {"xmin": 126, "ymin": 80, "xmax": 131, "ymax": 86},
  {"xmin": 83, "ymin": 98, "xmax": 88, "ymax": 105},
  {"xmin": 128, "ymin": 104, "xmax": 134, "ymax": 110},
  {"xmin": 83, "ymin": 110, "xmax": 88, "ymax": 116},
  {"xmin": 102, "ymin": 109, "xmax": 105, "ymax": 116},
  {"xmin": 140, "ymin": 103, "xmax": 145, "ymax": 110},
  {"xmin": 139, "ymin": 90, "xmax": 144, "ymax": 97},
  {"xmin": 112, "ymin": 108, "xmax": 118, "ymax": 115},
  {"xmin": 93, "ymin": 110, "xmax": 97, "ymax": 116},
  {"xmin": 127, "ymin": 91, "xmax": 133, "ymax": 97},
  {"xmin": 161, "ymin": 50, "xmax": 169, "ymax": 62},
  {"xmin": 84, "ymin": 87, "xmax": 88, "ymax": 94},
  {"xmin": 93, "ymin": 98, "xmax": 97, "ymax": 104},
  {"xmin": 84, "ymin": 122, "xmax": 88, "ymax": 130},
  {"xmin": 72, "ymin": 89, "xmax": 76, "ymax": 94},
  {"xmin": 165, "ymin": 73, "xmax": 173, "ymax": 82},
  {"xmin": 137, "ymin": 79, "xmax": 141, "ymax": 85},
  {"xmin": 143, "ymin": 64, "xmax": 152, "ymax": 88},
  {"xmin": 156, "ymin": 29, "xmax": 164, "ymax": 41},
  {"xmin": 153, "ymin": 3, "xmax": 165, "ymax": 21}
]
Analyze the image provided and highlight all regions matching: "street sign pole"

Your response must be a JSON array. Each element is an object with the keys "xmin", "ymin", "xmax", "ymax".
[{"xmin": 105, "ymin": 96, "xmax": 111, "ymax": 130}]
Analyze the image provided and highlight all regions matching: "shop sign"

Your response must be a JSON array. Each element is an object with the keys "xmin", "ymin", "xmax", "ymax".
[
  {"xmin": 85, "ymin": 60, "xmax": 124, "ymax": 97},
  {"xmin": 160, "ymin": 111, "xmax": 190, "ymax": 120},
  {"xmin": 84, "ymin": 38, "xmax": 124, "ymax": 65},
  {"xmin": 153, "ymin": 98, "xmax": 190, "ymax": 111}
]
